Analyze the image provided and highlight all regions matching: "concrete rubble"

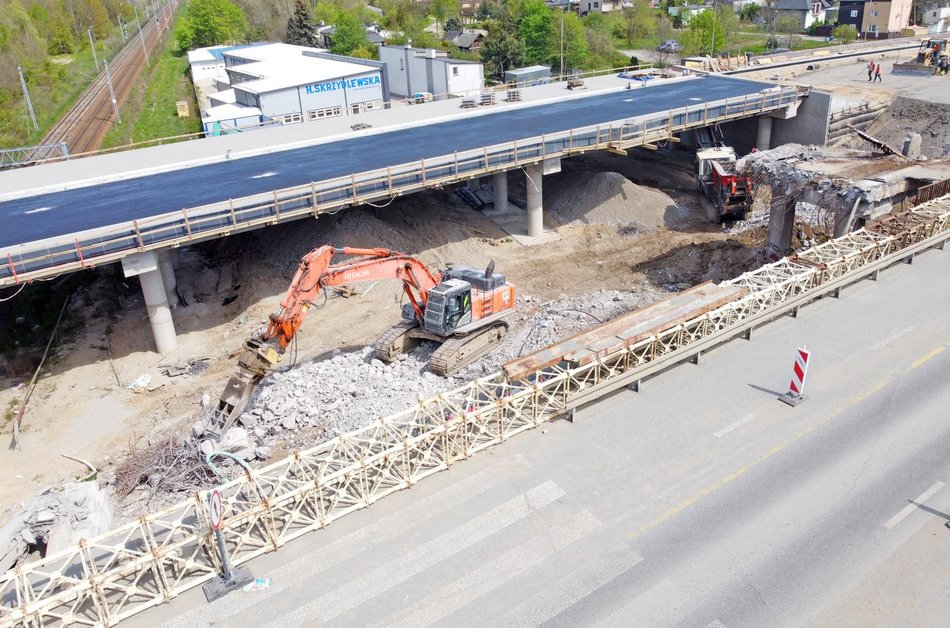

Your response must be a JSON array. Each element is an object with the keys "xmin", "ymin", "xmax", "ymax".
[
  {"xmin": 0, "ymin": 482, "xmax": 113, "ymax": 573},
  {"xmin": 217, "ymin": 287, "xmax": 664, "ymax": 461}
]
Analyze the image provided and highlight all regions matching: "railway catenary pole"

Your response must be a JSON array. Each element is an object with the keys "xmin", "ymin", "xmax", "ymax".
[
  {"xmin": 87, "ymin": 27, "xmax": 100, "ymax": 72},
  {"xmin": 134, "ymin": 4, "xmax": 150, "ymax": 67},
  {"xmin": 104, "ymin": 59, "xmax": 121, "ymax": 124},
  {"xmin": 118, "ymin": 14, "xmax": 127, "ymax": 42},
  {"xmin": 16, "ymin": 65, "xmax": 39, "ymax": 133}
]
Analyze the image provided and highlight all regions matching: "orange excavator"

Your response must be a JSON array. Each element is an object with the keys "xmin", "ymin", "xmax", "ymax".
[{"xmin": 206, "ymin": 246, "xmax": 516, "ymax": 438}]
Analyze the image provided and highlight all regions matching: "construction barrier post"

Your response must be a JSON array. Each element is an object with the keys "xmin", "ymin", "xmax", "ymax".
[{"xmin": 778, "ymin": 346, "xmax": 810, "ymax": 407}]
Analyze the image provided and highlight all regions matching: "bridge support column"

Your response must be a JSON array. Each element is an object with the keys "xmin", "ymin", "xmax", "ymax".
[
  {"xmin": 757, "ymin": 116, "xmax": 773, "ymax": 151},
  {"xmin": 766, "ymin": 191, "xmax": 796, "ymax": 260},
  {"xmin": 158, "ymin": 251, "xmax": 179, "ymax": 307},
  {"xmin": 493, "ymin": 171, "xmax": 508, "ymax": 212},
  {"xmin": 525, "ymin": 163, "xmax": 543, "ymax": 238},
  {"xmin": 121, "ymin": 251, "xmax": 178, "ymax": 354}
]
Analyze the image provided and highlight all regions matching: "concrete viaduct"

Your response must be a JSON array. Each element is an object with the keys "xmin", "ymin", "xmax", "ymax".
[{"xmin": 0, "ymin": 74, "xmax": 825, "ymax": 353}]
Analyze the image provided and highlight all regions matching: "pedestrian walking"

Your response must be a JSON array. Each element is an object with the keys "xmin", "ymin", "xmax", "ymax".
[
  {"xmin": 874, "ymin": 64, "xmax": 882, "ymax": 82},
  {"xmin": 867, "ymin": 61, "xmax": 875, "ymax": 81}
]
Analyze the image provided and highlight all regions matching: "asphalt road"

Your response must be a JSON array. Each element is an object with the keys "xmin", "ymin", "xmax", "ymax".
[
  {"xmin": 127, "ymin": 247, "xmax": 950, "ymax": 628},
  {"xmin": 0, "ymin": 75, "xmax": 771, "ymax": 249}
]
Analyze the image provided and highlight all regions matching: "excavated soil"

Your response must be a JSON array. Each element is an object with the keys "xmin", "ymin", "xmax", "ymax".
[{"xmin": 0, "ymin": 148, "xmax": 769, "ymax": 527}]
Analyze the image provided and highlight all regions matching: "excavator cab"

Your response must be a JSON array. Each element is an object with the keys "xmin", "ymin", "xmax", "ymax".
[{"xmin": 424, "ymin": 279, "xmax": 473, "ymax": 335}]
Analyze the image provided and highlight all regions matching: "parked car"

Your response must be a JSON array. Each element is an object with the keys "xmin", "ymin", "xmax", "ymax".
[{"xmin": 657, "ymin": 40, "xmax": 682, "ymax": 53}]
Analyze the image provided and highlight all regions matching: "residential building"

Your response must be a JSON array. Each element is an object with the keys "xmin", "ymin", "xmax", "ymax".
[
  {"xmin": 923, "ymin": 5, "xmax": 950, "ymax": 33},
  {"xmin": 577, "ymin": 0, "xmax": 620, "ymax": 16},
  {"xmin": 837, "ymin": 0, "xmax": 866, "ymax": 31},
  {"xmin": 861, "ymin": 0, "xmax": 913, "ymax": 37},
  {"xmin": 775, "ymin": 0, "xmax": 832, "ymax": 30},
  {"xmin": 379, "ymin": 44, "xmax": 484, "ymax": 100},
  {"xmin": 444, "ymin": 29, "xmax": 488, "ymax": 52}
]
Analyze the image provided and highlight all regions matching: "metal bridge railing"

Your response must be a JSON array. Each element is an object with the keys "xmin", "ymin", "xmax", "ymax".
[
  {"xmin": 1, "ymin": 194, "xmax": 947, "ymax": 628},
  {"xmin": 0, "ymin": 144, "xmax": 69, "ymax": 170},
  {"xmin": 1, "ymin": 86, "xmax": 802, "ymax": 288}
]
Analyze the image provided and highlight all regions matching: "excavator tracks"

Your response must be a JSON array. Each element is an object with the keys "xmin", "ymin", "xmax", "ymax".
[
  {"xmin": 429, "ymin": 322, "xmax": 509, "ymax": 376},
  {"xmin": 372, "ymin": 320, "xmax": 423, "ymax": 362}
]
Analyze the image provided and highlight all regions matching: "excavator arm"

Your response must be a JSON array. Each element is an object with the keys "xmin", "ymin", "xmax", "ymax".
[{"xmin": 206, "ymin": 246, "xmax": 442, "ymax": 438}]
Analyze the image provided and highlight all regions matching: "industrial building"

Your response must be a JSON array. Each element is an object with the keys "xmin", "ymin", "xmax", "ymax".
[
  {"xmin": 194, "ymin": 43, "xmax": 389, "ymax": 135},
  {"xmin": 379, "ymin": 44, "xmax": 483, "ymax": 100}
]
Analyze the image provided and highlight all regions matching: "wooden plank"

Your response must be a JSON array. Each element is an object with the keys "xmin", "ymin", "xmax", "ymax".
[{"xmin": 503, "ymin": 282, "xmax": 748, "ymax": 380}]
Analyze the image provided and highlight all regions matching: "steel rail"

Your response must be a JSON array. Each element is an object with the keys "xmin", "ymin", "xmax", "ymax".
[
  {"xmin": 0, "ymin": 194, "xmax": 946, "ymax": 628},
  {"xmin": 0, "ymin": 85, "xmax": 802, "ymax": 288}
]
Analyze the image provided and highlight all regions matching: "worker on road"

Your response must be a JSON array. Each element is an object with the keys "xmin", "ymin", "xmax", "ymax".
[
  {"xmin": 867, "ymin": 62, "xmax": 875, "ymax": 81},
  {"xmin": 873, "ymin": 64, "xmax": 882, "ymax": 82}
]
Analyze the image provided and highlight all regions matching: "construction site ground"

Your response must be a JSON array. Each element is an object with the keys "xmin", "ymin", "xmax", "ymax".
[{"xmin": 2, "ymin": 51, "xmax": 950, "ymax": 558}]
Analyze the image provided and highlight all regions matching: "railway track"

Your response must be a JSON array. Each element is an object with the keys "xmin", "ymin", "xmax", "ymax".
[{"xmin": 41, "ymin": 3, "xmax": 178, "ymax": 156}]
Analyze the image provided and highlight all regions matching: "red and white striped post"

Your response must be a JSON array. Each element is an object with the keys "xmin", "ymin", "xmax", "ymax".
[{"xmin": 779, "ymin": 346, "xmax": 810, "ymax": 406}]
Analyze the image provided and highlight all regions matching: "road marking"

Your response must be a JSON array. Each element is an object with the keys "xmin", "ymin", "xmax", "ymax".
[
  {"xmin": 871, "ymin": 326, "xmax": 914, "ymax": 350},
  {"xmin": 24, "ymin": 207, "xmax": 51, "ymax": 214},
  {"xmin": 251, "ymin": 171, "xmax": 278, "ymax": 179},
  {"xmin": 884, "ymin": 481, "xmax": 945, "ymax": 529},
  {"xmin": 384, "ymin": 510, "xmax": 601, "ymax": 628},
  {"xmin": 629, "ymin": 377, "xmax": 893, "ymax": 541},
  {"xmin": 160, "ymin": 456, "xmax": 529, "ymax": 628},
  {"xmin": 705, "ymin": 621, "xmax": 728, "ymax": 628},
  {"xmin": 266, "ymin": 481, "xmax": 565, "ymax": 627},
  {"xmin": 910, "ymin": 346, "xmax": 945, "ymax": 369},
  {"xmin": 593, "ymin": 578, "xmax": 683, "ymax": 627},
  {"xmin": 715, "ymin": 412, "xmax": 756, "ymax": 438},
  {"xmin": 489, "ymin": 548, "xmax": 644, "ymax": 626}
]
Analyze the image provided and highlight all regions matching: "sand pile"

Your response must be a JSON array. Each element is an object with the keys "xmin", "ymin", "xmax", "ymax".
[{"xmin": 547, "ymin": 172, "xmax": 675, "ymax": 230}]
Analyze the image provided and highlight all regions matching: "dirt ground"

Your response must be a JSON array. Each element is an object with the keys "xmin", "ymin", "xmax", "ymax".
[
  {"xmin": 3, "ymin": 55, "xmax": 950, "ymax": 531},
  {"xmin": 0, "ymin": 147, "xmax": 766, "ymax": 520}
]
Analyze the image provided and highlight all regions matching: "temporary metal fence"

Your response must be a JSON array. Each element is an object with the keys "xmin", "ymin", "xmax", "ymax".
[
  {"xmin": 0, "ymin": 194, "xmax": 947, "ymax": 627},
  {"xmin": 0, "ymin": 85, "xmax": 802, "ymax": 288}
]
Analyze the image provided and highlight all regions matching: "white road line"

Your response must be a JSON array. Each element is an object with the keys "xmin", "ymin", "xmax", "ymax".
[
  {"xmin": 715, "ymin": 413, "xmax": 756, "ymax": 438},
  {"xmin": 704, "ymin": 621, "xmax": 728, "ymax": 628},
  {"xmin": 160, "ymin": 456, "xmax": 529, "ymax": 628},
  {"xmin": 251, "ymin": 171, "xmax": 278, "ymax": 178},
  {"xmin": 884, "ymin": 481, "xmax": 945, "ymax": 529},
  {"xmin": 266, "ymin": 480, "xmax": 566, "ymax": 627},
  {"xmin": 593, "ymin": 578, "xmax": 683, "ymax": 627},
  {"xmin": 384, "ymin": 510, "xmax": 601, "ymax": 628},
  {"xmin": 24, "ymin": 207, "xmax": 51, "ymax": 214},
  {"xmin": 490, "ymin": 548, "xmax": 644, "ymax": 627},
  {"xmin": 871, "ymin": 326, "xmax": 915, "ymax": 350}
]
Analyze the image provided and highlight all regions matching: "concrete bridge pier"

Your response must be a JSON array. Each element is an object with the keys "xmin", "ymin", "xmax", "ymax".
[
  {"xmin": 121, "ymin": 251, "xmax": 178, "ymax": 354},
  {"xmin": 525, "ymin": 163, "xmax": 544, "ymax": 238},
  {"xmin": 766, "ymin": 190, "xmax": 796, "ymax": 260},
  {"xmin": 158, "ymin": 251, "xmax": 179, "ymax": 307},
  {"xmin": 492, "ymin": 171, "xmax": 508, "ymax": 212},
  {"xmin": 757, "ymin": 116, "xmax": 773, "ymax": 151}
]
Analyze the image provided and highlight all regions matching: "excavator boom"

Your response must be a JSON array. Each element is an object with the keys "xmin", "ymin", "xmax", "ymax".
[{"xmin": 206, "ymin": 245, "xmax": 445, "ymax": 438}]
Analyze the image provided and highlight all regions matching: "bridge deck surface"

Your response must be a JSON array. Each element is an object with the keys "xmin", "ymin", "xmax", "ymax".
[{"xmin": 0, "ymin": 74, "xmax": 774, "ymax": 249}]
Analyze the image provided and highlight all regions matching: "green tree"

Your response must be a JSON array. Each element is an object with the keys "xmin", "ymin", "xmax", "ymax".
[
  {"xmin": 621, "ymin": 0, "xmax": 657, "ymax": 46},
  {"xmin": 739, "ymin": 2, "xmax": 760, "ymax": 22},
  {"xmin": 679, "ymin": 10, "xmax": 724, "ymax": 55},
  {"xmin": 832, "ymin": 23, "xmax": 858, "ymax": 44},
  {"xmin": 176, "ymin": 0, "xmax": 249, "ymax": 50},
  {"xmin": 285, "ymin": 0, "xmax": 320, "ymax": 46},
  {"xmin": 480, "ymin": 24, "xmax": 525, "ymax": 78},
  {"xmin": 559, "ymin": 10, "xmax": 590, "ymax": 70},
  {"xmin": 329, "ymin": 11, "xmax": 368, "ymax": 54},
  {"xmin": 431, "ymin": 0, "xmax": 461, "ymax": 36},
  {"xmin": 775, "ymin": 14, "xmax": 800, "ymax": 47},
  {"xmin": 445, "ymin": 16, "xmax": 463, "ymax": 32},
  {"xmin": 517, "ymin": 0, "xmax": 553, "ymax": 65}
]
